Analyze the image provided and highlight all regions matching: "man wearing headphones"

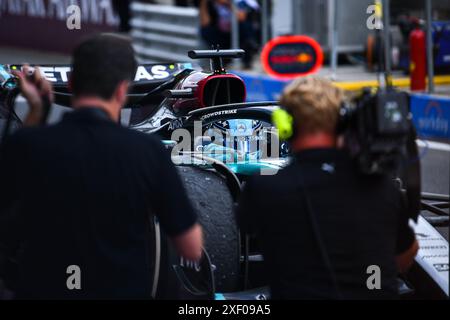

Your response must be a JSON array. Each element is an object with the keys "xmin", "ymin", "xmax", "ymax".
[{"xmin": 236, "ymin": 77, "xmax": 419, "ymax": 299}]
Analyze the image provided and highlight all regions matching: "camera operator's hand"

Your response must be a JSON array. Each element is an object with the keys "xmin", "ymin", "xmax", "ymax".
[{"xmin": 12, "ymin": 65, "xmax": 54, "ymax": 126}]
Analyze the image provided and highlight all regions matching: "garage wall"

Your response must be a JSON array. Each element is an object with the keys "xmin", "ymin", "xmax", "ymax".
[{"xmin": 0, "ymin": 0, "xmax": 118, "ymax": 53}]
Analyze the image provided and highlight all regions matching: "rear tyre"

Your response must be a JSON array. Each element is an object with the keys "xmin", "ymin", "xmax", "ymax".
[{"xmin": 177, "ymin": 166, "xmax": 240, "ymax": 292}]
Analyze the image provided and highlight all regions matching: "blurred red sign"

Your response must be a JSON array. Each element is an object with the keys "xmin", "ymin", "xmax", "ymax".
[{"xmin": 261, "ymin": 35, "xmax": 323, "ymax": 79}]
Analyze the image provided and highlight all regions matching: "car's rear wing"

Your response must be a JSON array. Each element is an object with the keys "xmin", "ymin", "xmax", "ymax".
[{"xmin": 7, "ymin": 63, "xmax": 193, "ymax": 107}]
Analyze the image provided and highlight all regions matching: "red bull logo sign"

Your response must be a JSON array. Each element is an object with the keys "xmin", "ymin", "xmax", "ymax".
[{"xmin": 261, "ymin": 35, "xmax": 323, "ymax": 79}]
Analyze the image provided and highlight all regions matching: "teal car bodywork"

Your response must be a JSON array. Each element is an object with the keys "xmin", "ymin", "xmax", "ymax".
[{"xmin": 226, "ymin": 158, "xmax": 289, "ymax": 176}]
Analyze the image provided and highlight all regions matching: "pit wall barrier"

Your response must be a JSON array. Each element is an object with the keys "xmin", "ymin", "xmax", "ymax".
[{"xmin": 234, "ymin": 72, "xmax": 450, "ymax": 141}]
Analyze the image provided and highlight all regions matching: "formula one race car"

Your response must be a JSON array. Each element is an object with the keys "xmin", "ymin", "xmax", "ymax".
[{"xmin": 0, "ymin": 49, "xmax": 448, "ymax": 300}]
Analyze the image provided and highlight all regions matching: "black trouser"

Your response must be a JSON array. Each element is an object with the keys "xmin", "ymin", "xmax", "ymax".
[
  {"xmin": 112, "ymin": 0, "xmax": 131, "ymax": 32},
  {"xmin": 200, "ymin": 22, "xmax": 258, "ymax": 67}
]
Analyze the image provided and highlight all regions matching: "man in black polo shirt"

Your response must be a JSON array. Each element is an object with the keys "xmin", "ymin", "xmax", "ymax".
[
  {"xmin": 237, "ymin": 77, "xmax": 419, "ymax": 299},
  {"xmin": 0, "ymin": 34, "xmax": 202, "ymax": 299}
]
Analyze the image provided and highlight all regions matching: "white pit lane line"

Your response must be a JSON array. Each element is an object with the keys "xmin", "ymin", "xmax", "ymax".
[{"xmin": 417, "ymin": 140, "xmax": 450, "ymax": 152}]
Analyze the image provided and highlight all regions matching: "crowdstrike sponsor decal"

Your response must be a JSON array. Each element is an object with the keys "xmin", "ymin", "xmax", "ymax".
[{"xmin": 200, "ymin": 109, "xmax": 238, "ymax": 121}]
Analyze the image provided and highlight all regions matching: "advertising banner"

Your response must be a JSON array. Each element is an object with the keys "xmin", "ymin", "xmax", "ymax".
[
  {"xmin": 0, "ymin": 0, "xmax": 119, "ymax": 53},
  {"xmin": 410, "ymin": 94, "xmax": 450, "ymax": 140}
]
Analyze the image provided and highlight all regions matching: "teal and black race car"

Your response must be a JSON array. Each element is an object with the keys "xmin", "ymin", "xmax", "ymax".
[{"xmin": 0, "ymin": 49, "xmax": 448, "ymax": 300}]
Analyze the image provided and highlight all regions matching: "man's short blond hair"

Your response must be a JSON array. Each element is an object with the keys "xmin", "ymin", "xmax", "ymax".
[{"xmin": 279, "ymin": 76, "xmax": 344, "ymax": 134}]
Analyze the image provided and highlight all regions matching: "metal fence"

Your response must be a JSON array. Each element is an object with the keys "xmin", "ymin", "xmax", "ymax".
[{"xmin": 130, "ymin": 2, "xmax": 200, "ymax": 62}]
